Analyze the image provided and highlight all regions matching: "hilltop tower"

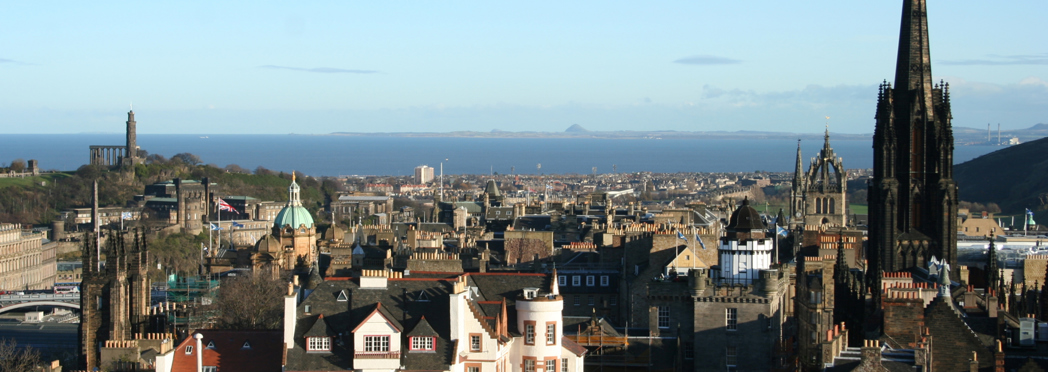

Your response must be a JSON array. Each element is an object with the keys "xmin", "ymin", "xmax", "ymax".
[
  {"xmin": 126, "ymin": 110, "xmax": 137, "ymax": 165},
  {"xmin": 869, "ymin": 0, "xmax": 958, "ymax": 283}
]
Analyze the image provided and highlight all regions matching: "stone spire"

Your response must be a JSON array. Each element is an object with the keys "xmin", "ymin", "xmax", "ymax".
[
  {"xmin": 894, "ymin": 0, "xmax": 936, "ymax": 120},
  {"xmin": 987, "ymin": 232, "xmax": 999, "ymax": 289},
  {"xmin": 790, "ymin": 139, "xmax": 804, "ymax": 224}
]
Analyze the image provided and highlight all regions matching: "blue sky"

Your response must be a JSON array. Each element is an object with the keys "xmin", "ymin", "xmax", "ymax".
[{"xmin": 1, "ymin": 1, "xmax": 1045, "ymax": 134}]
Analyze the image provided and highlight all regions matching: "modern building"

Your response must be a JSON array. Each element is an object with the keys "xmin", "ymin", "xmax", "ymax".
[{"xmin": 414, "ymin": 165, "xmax": 434, "ymax": 184}]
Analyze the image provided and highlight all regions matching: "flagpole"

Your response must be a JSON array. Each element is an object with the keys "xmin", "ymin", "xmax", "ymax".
[{"xmin": 217, "ymin": 200, "xmax": 221, "ymax": 254}]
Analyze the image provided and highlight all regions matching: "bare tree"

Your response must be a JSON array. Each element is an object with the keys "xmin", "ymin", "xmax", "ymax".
[
  {"xmin": 8, "ymin": 159, "xmax": 26, "ymax": 173},
  {"xmin": 213, "ymin": 269, "xmax": 286, "ymax": 330},
  {"xmin": 0, "ymin": 338, "xmax": 41, "ymax": 372},
  {"xmin": 171, "ymin": 153, "xmax": 203, "ymax": 165}
]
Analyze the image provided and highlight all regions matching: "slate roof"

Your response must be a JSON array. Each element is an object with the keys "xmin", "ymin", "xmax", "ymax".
[{"xmin": 170, "ymin": 330, "xmax": 282, "ymax": 372}]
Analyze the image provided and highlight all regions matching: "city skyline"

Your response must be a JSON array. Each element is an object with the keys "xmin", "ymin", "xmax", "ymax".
[{"xmin": 1, "ymin": 1, "xmax": 1046, "ymax": 134}]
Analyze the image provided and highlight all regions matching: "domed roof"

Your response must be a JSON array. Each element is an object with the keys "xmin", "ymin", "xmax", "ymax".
[
  {"xmin": 727, "ymin": 198, "xmax": 764, "ymax": 231},
  {"xmin": 275, "ymin": 205, "xmax": 314, "ymax": 229},
  {"xmin": 274, "ymin": 172, "xmax": 314, "ymax": 229}
]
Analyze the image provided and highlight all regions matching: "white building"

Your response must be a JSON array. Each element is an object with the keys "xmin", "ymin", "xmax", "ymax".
[
  {"xmin": 718, "ymin": 199, "xmax": 773, "ymax": 284},
  {"xmin": 284, "ymin": 270, "xmax": 586, "ymax": 372}
]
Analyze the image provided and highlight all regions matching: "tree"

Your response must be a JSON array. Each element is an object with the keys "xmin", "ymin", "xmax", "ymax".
[
  {"xmin": 0, "ymin": 338, "xmax": 41, "ymax": 372},
  {"xmin": 213, "ymin": 270, "xmax": 286, "ymax": 330},
  {"xmin": 171, "ymin": 153, "xmax": 203, "ymax": 165},
  {"xmin": 9, "ymin": 159, "xmax": 25, "ymax": 173},
  {"xmin": 145, "ymin": 153, "xmax": 167, "ymax": 164}
]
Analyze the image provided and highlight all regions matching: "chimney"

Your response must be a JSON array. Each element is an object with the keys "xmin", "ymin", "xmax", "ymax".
[
  {"xmin": 284, "ymin": 282, "xmax": 298, "ymax": 349},
  {"xmin": 861, "ymin": 340, "xmax": 881, "ymax": 369},
  {"xmin": 194, "ymin": 333, "xmax": 203, "ymax": 372}
]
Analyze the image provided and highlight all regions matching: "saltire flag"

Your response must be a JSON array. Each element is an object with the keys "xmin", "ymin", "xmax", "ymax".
[
  {"xmin": 121, "ymin": 212, "xmax": 133, "ymax": 220},
  {"xmin": 210, "ymin": 223, "xmax": 223, "ymax": 231},
  {"xmin": 696, "ymin": 235, "xmax": 707, "ymax": 250},
  {"xmin": 232, "ymin": 221, "xmax": 245, "ymax": 228},
  {"xmin": 217, "ymin": 198, "xmax": 238, "ymax": 213},
  {"xmin": 676, "ymin": 231, "xmax": 687, "ymax": 241},
  {"xmin": 546, "ymin": 184, "xmax": 553, "ymax": 189},
  {"xmin": 1027, "ymin": 208, "xmax": 1035, "ymax": 216},
  {"xmin": 777, "ymin": 226, "xmax": 789, "ymax": 237}
]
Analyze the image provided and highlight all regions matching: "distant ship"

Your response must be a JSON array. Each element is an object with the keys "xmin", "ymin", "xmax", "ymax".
[{"xmin": 200, "ymin": 136, "xmax": 209, "ymax": 139}]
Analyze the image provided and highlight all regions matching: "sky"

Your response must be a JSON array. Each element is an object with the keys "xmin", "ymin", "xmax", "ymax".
[{"xmin": 1, "ymin": 1, "xmax": 1046, "ymax": 134}]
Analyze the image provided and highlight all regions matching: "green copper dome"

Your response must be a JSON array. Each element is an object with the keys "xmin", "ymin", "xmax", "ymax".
[
  {"xmin": 274, "ymin": 174, "xmax": 314, "ymax": 229},
  {"xmin": 274, "ymin": 205, "xmax": 314, "ymax": 229}
]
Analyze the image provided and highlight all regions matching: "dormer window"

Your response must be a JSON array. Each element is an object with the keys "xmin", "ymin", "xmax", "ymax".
[
  {"xmin": 206, "ymin": 340, "xmax": 215, "ymax": 349},
  {"xmin": 307, "ymin": 337, "xmax": 331, "ymax": 352},
  {"xmin": 185, "ymin": 345, "xmax": 194, "ymax": 355},
  {"xmin": 409, "ymin": 336, "xmax": 435, "ymax": 351}
]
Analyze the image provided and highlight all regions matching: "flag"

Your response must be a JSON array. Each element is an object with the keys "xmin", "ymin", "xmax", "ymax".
[
  {"xmin": 676, "ymin": 231, "xmax": 687, "ymax": 241},
  {"xmin": 210, "ymin": 223, "xmax": 223, "ymax": 231},
  {"xmin": 777, "ymin": 226, "xmax": 789, "ymax": 237},
  {"xmin": 232, "ymin": 221, "xmax": 245, "ymax": 228},
  {"xmin": 1027, "ymin": 208, "xmax": 1035, "ymax": 216},
  {"xmin": 546, "ymin": 184, "xmax": 553, "ymax": 190},
  {"xmin": 696, "ymin": 235, "xmax": 707, "ymax": 250},
  {"xmin": 121, "ymin": 212, "xmax": 132, "ymax": 220},
  {"xmin": 217, "ymin": 198, "xmax": 238, "ymax": 213}
]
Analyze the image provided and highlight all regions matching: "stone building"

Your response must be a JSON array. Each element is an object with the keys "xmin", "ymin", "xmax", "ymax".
[
  {"xmin": 249, "ymin": 174, "xmax": 317, "ymax": 272},
  {"xmin": 139, "ymin": 178, "xmax": 216, "ymax": 233},
  {"xmin": 78, "ymin": 229, "xmax": 156, "ymax": 370},
  {"xmin": 0, "ymin": 223, "xmax": 57, "ymax": 290},
  {"xmin": 868, "ymin": 0, "xmax": 959, "ymax": 283},
  {"xmin": 791, "ymin": 130, "xmax": 847, "ymax": 228},
  {"xmin": 88, "ymin": 110, "xmax": 143, "ymax": 168}
]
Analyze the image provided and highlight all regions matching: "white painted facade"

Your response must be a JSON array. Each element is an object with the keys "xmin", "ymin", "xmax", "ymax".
[
  {"xmin": 718, "ymin": 237, "xmax": 773, "ymax": 283},
  {"xmin": 353, "ymin": 307, "xmax": 402, "ymax": 371}
]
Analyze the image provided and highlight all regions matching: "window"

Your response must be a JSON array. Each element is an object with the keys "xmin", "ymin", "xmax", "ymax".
[
  {"xmin": 202, "ymin": 367, "xmax": 217, "ymax": 372},
  {"xmin": 558, "ymin": 275, "xmax": 566, "ymax": 286},
  {"xmin": 241, "ymin": 341, "xmax": 251, "ymax": 350},
  {"xmin": 206, "ymin": 341, "xmax": 215, "ymax": 349},
  {"xmin": 609, "ymin": 297, "xmax": 617, "ymax": 306},
  {"xmin": 586, "ymin": 276, "xmax": 595, "ymax": 286},
  {"xmin": 525, "ymin": 322, "xmax": 536, "ymax": 344},
  {"xmin": 546, "ymin": 323, "xmax": 556, "ymax": 345},
  {"xmin": 683, "ymin": 342, "xmax": 695, "ymax": 359},
  {"xmin": 588, "ymin": 296, "xmax": 595, "ymax": 306},
  {"xmin": 185, "ymin": 345, "xmax": 194, "ymax": 355},
  {"xmin": 308, "ymin": 337, "xmax": 331, "ymax": 351},
  {"xmin": 364, "ymin": 336, "xmax": 389, "ymax": 352},
  {"xmin": 726, "ymin": 346, "xmax": 738, "ymax": 367},
  {"xmin": 572, "ymin": 276, "xmax": 581, "ymax": 286},
  {"xmin": 809, "ymin": 291, "xmax": 821, "ymax": 304},
  {"xmin": 546, "ymin": 359, "xmax": 557, "ymax": 371},
  {"xmin": 600, "ymin": 275, "xmax": 609, "ymax": 286},
  {"xmin": 657, "ymin": 306, "xmax": 670, "ymax": 328},
  {"xmin": 468, "ymin": 367, "xmax": 480, "ymax": 372},
  {"xmin": 574, "ymin": 296, "xmax": 580, "ymax": 306},
  {"xmin": 524, "ymin": 359, "xmax": 536, "ymax": 372},
  {"xmin": 469, "ymin": 334, "xmax": 481, "ymax": 351},
  {"xmin": 410, "ymin": 336, "xmax": 434, "ymax": 351},
  {"xmin": 562, "ymin": 358, "xmax": 569, "ymax": 372},
  {"xmin": 726, "ymin": 308, "xmax": 738, "ymax": 330}
]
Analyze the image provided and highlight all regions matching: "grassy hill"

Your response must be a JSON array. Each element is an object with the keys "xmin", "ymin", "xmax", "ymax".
[{"xmin": 955, "ymin": 136, "xmax": 1048, "ymax": 214}]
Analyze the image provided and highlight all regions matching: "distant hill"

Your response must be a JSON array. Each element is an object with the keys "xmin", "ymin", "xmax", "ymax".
[
  {"xmin": 955, "ymin": 136, "xmax": 1048, "ymax": 213},
  {"xmin": 565, "ymin": 124, "xmax": 588, "ymax": 133}
]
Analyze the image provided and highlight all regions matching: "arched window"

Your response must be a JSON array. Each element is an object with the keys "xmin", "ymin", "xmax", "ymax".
[{"xmin": 829, "ymin": 198, "xmax": 835, "ymax": 214}]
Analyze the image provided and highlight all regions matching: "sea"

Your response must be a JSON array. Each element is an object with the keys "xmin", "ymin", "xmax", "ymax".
[{"xmin": 0, "ymin": 134, "xmax": 1002, "ymax": 177}]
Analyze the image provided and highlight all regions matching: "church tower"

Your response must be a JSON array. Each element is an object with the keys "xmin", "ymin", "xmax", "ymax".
[
  {"xmin": 869, "ymin": 0, "xmax": 958, "ymax": 279},
  {"xmin": 802, "ymin": 128, "xmax": 847, "ymax": 227},
  {"xmin": 789, "ymin": 140, "xmax": 805, "ymax": 228}
]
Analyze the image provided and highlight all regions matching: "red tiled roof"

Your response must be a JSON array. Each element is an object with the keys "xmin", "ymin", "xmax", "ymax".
[{"xmin": 171, "ymin": 329, "xmax": 283, "ymax": 372}]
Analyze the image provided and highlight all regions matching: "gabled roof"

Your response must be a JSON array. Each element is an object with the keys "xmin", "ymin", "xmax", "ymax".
[
  {"xmin": 352, "ymin": 302, "xmax": 403, "ymax": 333},
  {"xmin": 406, "ymin": 316, "xmax": 438, "ymax": 338},
  {"xmin": 303, "ymin": 314, "xmax": 332, "ymax": 338}
]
